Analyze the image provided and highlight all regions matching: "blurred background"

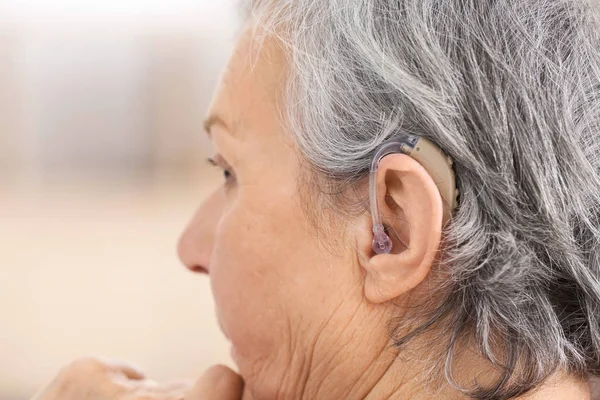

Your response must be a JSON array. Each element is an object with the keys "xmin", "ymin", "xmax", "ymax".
[{"xmin": 0, "ymin": 1, "xmax": 238, "ymax": 398}]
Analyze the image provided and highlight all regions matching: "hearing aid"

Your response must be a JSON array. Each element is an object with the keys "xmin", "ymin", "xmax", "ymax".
[{"xmin": 370, "ymin": 134, "xmax": 459, "ymax": 255}]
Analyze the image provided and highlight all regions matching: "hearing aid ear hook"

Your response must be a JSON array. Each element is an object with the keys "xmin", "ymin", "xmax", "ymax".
[{"xmin": 370, "ymin": 135, "xmax": 459, "ymax": 255}]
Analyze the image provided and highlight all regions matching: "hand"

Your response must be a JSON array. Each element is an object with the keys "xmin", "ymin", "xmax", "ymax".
[
  {"xmin": 32, "ymin": 357, "xmax": 191, "ymax": 400},
  {"xmin": 32, "ymin": 357, "xmax": 244, "ymax": 400},
  {"xmin": 185, "ymin": 365, "xmax": 244, "ymax": 400}
]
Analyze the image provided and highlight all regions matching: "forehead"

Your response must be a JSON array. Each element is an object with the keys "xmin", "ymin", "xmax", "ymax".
[{"xmin": 207, "ymin": 26, "xmax": 289, "ymax": 141}]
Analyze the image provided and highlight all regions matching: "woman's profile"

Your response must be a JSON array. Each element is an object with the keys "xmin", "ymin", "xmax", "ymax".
[{"xmin": 33, "ymin": 0, "xmax": 600, "ymax": 399}]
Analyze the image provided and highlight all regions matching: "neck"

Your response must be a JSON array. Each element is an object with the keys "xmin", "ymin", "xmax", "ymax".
[
  {"xmin": 238, "ymin": 292, "xmax": 590, "ymax": 400},
  {"xmin": 242, "ymin": 336, "xmax": 591, "ymax": 400}
]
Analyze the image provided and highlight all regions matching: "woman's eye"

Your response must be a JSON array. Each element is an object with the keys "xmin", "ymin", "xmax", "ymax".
[{"xmin": 207, "ymin": 156, "xmax": 236, "ymax": 186}]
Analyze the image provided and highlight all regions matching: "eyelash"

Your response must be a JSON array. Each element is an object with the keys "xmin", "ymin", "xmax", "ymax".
[{"xmin": 207, "ymin": 156, "xmax": 235, "ymax": 186}]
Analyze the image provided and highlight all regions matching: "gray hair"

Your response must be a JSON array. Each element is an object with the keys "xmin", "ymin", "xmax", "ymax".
[{"xmin": 240, "ymin": 0, "xmax": 600, "ymax": 398}]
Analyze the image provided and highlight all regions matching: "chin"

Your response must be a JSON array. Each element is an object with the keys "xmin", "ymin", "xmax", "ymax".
[
  {"xmin": 229, "ymin": 343, "xmax": 241, "ymax": 366},
  {"xmin": 226, "ymin": 333, "xmax": 291, "ymax": 399}
]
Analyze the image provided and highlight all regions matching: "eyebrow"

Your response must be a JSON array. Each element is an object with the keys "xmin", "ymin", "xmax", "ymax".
[{"xmin": 203, "ymin": 114, "xmax": 232, "ymax": 138}]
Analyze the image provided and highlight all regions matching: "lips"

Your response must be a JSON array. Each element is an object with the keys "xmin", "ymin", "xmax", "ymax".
[{"xmin": 190, "ymin": 265, "xmax": 208, "ymax": 274}]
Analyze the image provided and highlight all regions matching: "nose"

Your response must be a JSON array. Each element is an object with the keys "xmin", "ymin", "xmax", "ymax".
[{"xmin": 177, "ymin": 187, "xmax": 225, "ymax": 274}]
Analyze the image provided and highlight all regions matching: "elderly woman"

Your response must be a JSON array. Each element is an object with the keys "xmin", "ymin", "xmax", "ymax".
[{"xmin": 35, "ymin": 0, "xmax": 600, "ymax": 399}]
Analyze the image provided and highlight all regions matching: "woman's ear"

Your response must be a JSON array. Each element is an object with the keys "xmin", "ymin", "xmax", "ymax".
[{"xmin": 355, "ymin": 153, "xmax": 444, "ymax": 304}]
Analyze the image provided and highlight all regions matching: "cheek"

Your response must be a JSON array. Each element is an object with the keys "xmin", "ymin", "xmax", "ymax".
[
  {"xmin": 209, "ymin": 190, "xmax": 298, "ymax": 349},
  {"xmin": 207, "ymin": 179, "xmax": 357, "ymax": 376}
]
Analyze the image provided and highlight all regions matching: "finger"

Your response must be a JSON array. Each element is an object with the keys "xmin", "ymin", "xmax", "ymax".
[
  {"xmin": 185, "ymin": 365, "xmax": 244, "ymax": 400},
  {"xmin": 157, "ymin": 379, "xmax": 195, "ymax": 399},
  {"xmin": 133, "ymin": 378, "xmax": 193, "ymax": 395},
  {"xmin": 113, "ymin": 363, "xmax": 146, "ymax": 380},
  {"xmin": 126, "ymin": 379, "xmax": 193, "ymax": 400},
  {"xmin": 161, "ymin": 379, "xmax": 194, "ymax": 392},
  {"xmin": 96, "ymin": 357, "xmax": 146, "ymax": 380}
]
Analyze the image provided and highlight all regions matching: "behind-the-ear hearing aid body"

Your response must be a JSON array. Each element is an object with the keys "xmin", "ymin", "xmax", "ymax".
[{"xmin": 370, "ymin": 134, "xmax": 459, "ymax": 255}]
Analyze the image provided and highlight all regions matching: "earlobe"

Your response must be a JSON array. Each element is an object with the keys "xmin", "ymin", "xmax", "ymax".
[
  {"xmin": 363, "ymin": 249, "xmax": 435, "ymax": 304},
  {"xmin": 356, "ymin": 154, "xmax": 444, "ymax": 304}
]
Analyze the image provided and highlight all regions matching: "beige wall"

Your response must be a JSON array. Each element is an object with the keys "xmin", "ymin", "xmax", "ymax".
[
  {"xmin": 0, "ymin": 29, "xmax": 25, "ymax": 170},
  {"xmin": 0, "ymin": 3, "xmax": 239, "ymax": 398},
  {"xmin": 0, "ymin": 4, "xmax": 236, "ymax": 179},
  {"xmin": 0, "ymin": 173, "xmax": 233, "ymax": 399},
  {"xmin": 146, "ymin": 32, "xmax": 222, "ymax": 170}
]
